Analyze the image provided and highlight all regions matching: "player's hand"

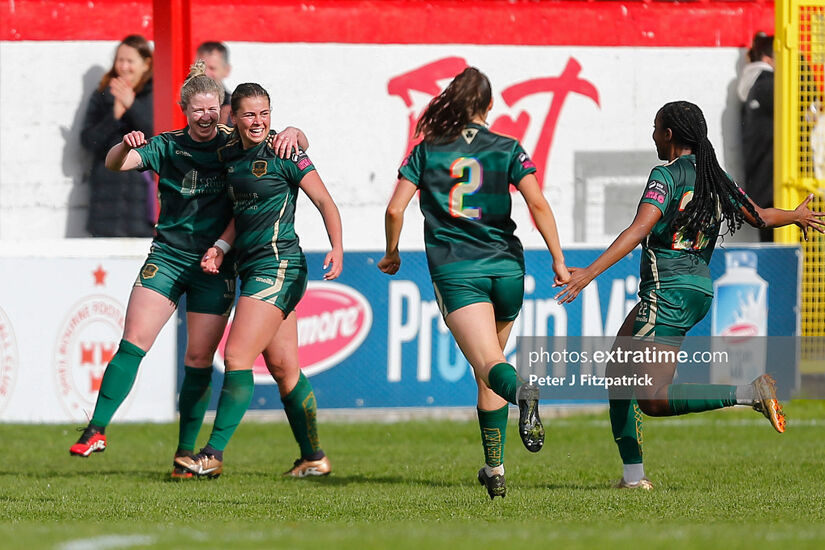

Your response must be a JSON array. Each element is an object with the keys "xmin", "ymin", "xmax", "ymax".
[
  {"xmin": 201, "ymin": 246, "xmax": 224, "ymax": 275},
  {"xmin": 122, "ymin": 131, "xmax": 147, "ymax": 150},
  {"xmin": 794, "ymin": 193, "xmax": 825, "ymax": 240},
  {"xmin": 109, "ymin": 77, "xmax": 136, "ymax": 110},
  {"xmin": 272, "ymin": 127, "xmax": 300, "ymax": 159},
  {"xmin": 552, "ymin": 259, "xmax": 571, "ymax": 287},
  {"xmin": 378, "ymin": 251, "xmax": 401, "ymax": 275},
  {"xmin": 553, "ymin": 266, "xmax": 593, "ymax": 304},
  {"xmin": 323, "ymin": 247, "xmax": 343, "ymax": 280}
]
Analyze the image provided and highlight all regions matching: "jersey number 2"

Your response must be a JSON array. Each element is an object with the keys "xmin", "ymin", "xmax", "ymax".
[{"xmin": 449, "ymin": 157, "xmax": 482, "ymax": 219}]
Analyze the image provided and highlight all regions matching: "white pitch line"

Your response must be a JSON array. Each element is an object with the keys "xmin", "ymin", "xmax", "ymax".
[{"xmin": 57, "ymin": 535, "xmax": 155, "ymax": 550}]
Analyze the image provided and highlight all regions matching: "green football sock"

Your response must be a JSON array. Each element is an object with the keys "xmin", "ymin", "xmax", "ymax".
[
  {"xmin": 667, "ymin": 384, "xmax": 737, "ymax": 415},
  {"xmin": 90, "ymin": 339, "xmax": 146, "ymax": 427},
  {"xmin": 609, "ymin": 398, "xmax": 644, "ymax": 464},
  {"xmin": 177, "ymin": 366, "xmax": 213, "ymax": 452},
  {"xmin": 487, "ymin": 363, "xmax": 520, "ymax": 404},
  {"xmin": 206, "ymin": 369, "xmax": 254, "ymax": 452},
  {"xmin": 477, "ymin": 405, "xmax": 508, "ymax": 468},
  {"xmin": 282, "ymin": 372, "xmax": 322, "ymax": 458}
]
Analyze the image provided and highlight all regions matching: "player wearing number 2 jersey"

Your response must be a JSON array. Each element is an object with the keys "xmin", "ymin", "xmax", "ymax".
[
  {"xmin": 379, "ymin": 67, "xmax": 569, "ymax": 499},
  {"xmin": 556, "ymin": 101, "xmax": 825, "ymax": 490},
  {"xmin": 400, "ymin": 123, "xmax": 530, "ymax": 283}
]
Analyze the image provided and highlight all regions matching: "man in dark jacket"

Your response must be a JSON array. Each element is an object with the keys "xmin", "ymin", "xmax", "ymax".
[{"xmin": 739, "ymin": 32, "xmax": 775, "ymax": 242}]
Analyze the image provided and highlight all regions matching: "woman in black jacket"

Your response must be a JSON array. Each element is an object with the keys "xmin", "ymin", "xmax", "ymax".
[{"xmin": 81, "ymin": 34, "xmax": 154, "ymax": 237}]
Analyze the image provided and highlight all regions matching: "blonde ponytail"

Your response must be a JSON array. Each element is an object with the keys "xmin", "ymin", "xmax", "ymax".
[{"xmin": 179, "ymin": 59, "xmax": 224, "ymax": 108}]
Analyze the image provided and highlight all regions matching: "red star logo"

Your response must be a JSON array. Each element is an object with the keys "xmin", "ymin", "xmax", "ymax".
[{"xmin": 93, "ymin": 265, "xmax": 107, "ymax": 286}]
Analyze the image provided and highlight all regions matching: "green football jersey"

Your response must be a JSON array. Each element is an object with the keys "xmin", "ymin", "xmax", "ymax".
[
  {"xmin": 638, "ymin": 154, "xmax": 726, "ymax": 296},
  {"xmin": 136, "ymin": 125, "xmax": 233, "ymax": 253},
  {"xmin": 220, "ymin": 131, "xmax": 316, "ymax": 267},
  {"xmin": 398, "ymin": 123, "xmax": 537, "ymax": 281}
]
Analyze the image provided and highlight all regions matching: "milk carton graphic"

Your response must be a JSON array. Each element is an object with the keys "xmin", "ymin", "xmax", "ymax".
[{"xmin": 710, "ymin": 251, "xmax": 768, "ymax": 384}]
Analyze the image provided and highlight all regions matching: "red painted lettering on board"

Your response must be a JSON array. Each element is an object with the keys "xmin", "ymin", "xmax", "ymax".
[{"xmin": 388, "ymin": 57, "xmax": 600, "ymax": 191}]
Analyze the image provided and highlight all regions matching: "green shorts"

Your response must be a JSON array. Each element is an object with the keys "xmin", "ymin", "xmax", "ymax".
[
  {"xmin": 238, "ymin": 256, "xmax": 308, "ymax": 316},
  {"xmin": 432, "ymin": 274, "xmax": 524, "ymax": 321},
  {"xmin": 135, "ymin": 242, "xmax": 236, "ymax": 317},
  {"xmin": 632, "ymin": 287, "xmax": 713, "ymax": 345}
]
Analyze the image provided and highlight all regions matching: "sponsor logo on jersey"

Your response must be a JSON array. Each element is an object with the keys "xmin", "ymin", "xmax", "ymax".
[
  {"xmin": 518, "ymin": 152, "xmax": 536, "ymax": 170},
  {"xmin": 0, "ymin": 307, "xmax": 19, "ymax": 416},
  {"xmin": 644, "ymin": 180, "xmax": 667, "ymax": 204},
  {"xmin": 54, "ymin": 295, "xmax": 126, "ymax": 420},
  {"xmin": 141, "ymin": 263, "xmax": 159, "ymax": 279},
  {"xmin": 252, "ymin": 160, "xmax": 268, "ymax": 177},
  {"xmin": 290, "ymin": 148, "xmax": 306, "ymax": 163},
  {"xmin": 214, "ymin": 282, "xmax": 372, "ymax": 382},
  {"xmin": 175, "ymin": 149, "xmax": 193, "ymax": 157},
  {"xmin": 297, "ymin": 157, "xmax": 312, "ymax": 171}
]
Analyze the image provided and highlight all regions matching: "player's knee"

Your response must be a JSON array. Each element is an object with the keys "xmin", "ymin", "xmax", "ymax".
[
  {"xmin": 184, "ymin": 348, "xmax": 215, "ymax": 367},
  {"xmin": 223, "ymin": 347, "xmax": 250, "ymax": 372},
  {"xmin": 637, "ymin": 399, "xmax": 669, "ymax": 417},
  {"xmin": 267, "ymin": 362, "xmax": 287, "ymax": 382},
  {"xmin": 121, "ymin": 330, "xmax": 154, "ymax": 352}
]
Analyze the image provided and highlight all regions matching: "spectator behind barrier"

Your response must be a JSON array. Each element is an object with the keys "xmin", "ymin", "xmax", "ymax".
[
  {"xmin": 80, "ymin": 34, "xmax": 154, "ymax": 237},
  {"xmin": 738, "ymin": 31, "xmax": 775, "ymax": 242},
  {"xmin": 195, "ymin": 41, "xmax": 232, "ymax": 125}
]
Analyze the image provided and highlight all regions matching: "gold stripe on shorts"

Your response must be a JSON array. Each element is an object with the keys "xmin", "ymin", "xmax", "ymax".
[
  {"xmin": 634, "ymin": 292, "xmax": 658, "ymax": 339},
  {"xmin": 270, "ymin": 199, "xmax": 290, "ymax": 261},
  {"xmin": 249, "ymin": 259, "xmax": 289, "ymax": 305},
  {"xmin": 432, "ymin": 281, "xmax": 448, "ymax": 318}
]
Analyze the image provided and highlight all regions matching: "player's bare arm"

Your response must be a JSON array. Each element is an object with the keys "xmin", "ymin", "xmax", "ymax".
[
  {"xmin": 378, "ymin": 177, "xmax": 418, "ymax": 275},
  {"xmin": 555, "ymin": 202, "xmax": 661, "ymax": 304},
  {"xmin": 105, "ymin": 131, "xmax": 146, "ymax": 171},
  {"xmin": 299, "ymin": 171, "xmax": 343, "ymax": 280},
  {"xmin": 517, "ymin": 173, "xmax": 570, "ymax": 286}
]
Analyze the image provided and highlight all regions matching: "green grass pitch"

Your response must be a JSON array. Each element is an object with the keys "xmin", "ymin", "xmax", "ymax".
[{"xmin": 1, "ymin": 401, "xmax": 824, "ymax": 549}]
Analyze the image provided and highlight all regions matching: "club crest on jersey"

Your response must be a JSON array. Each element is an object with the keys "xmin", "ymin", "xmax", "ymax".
[
  {"xmin": 252, "ymin": 160, "xmax": 268, "ymax": 177},
  {"xmin": 462, "ymin": 128, "xmax": 478, "ymax": 144},
  {"xmin": 141, "ymin": 263, "xmax": 158, "ymax": 280}
]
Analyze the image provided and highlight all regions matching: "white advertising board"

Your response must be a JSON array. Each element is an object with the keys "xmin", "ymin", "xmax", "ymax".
[{"xmin": 0, "ymin": 240, "xmax": 176, "ymax": 423}]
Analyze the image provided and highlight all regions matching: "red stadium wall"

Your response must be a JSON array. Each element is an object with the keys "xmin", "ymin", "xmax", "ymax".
[{"xmin": 2, "ymin": 0, "xmax": 774, "ymax": 47}]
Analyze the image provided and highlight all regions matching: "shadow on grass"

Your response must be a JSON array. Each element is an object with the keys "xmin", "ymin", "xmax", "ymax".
[{"xmin": 166, "ymin": 471, "xmax": 469, "ymax": 489}]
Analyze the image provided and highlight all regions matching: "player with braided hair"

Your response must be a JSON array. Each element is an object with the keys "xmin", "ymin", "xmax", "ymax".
[{"xmin": 555, "ymin": 100, "xmax": 824, "ymax": 490}]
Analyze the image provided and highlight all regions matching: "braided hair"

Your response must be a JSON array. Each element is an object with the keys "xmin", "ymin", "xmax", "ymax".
[
  {"xmin": 659, "ymin": 101, "xmax": 763, "ymax": 237},
  {"xmin": 415, "ymin": 67, "xmax": 492, "ymax": 144}
]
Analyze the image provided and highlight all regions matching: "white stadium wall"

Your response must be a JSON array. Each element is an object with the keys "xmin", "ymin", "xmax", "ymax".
[
  {"xmin": 0, "ymin": 42, "xmax": 758, "ymax": 245},
  {"xmin": 0, "ymin": 0, "xmax": 773, "ymax": 246}
]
